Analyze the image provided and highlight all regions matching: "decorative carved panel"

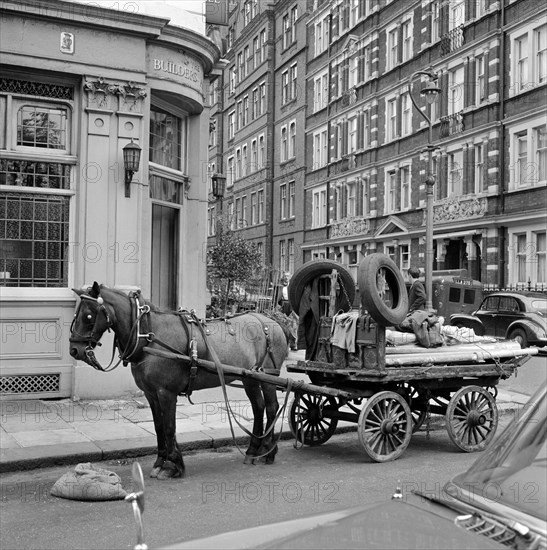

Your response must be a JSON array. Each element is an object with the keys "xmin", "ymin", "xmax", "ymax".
[
  {"xmin": 431, "ymin": 195, "xmax": 487, "ymax": 224},
  {"xmin": 84, "ymin": 77, "xmax": 147, "ymax": 110},
  {"xmin": 0, "ymin": 78, "xmax": 73, "ymax": 100},
  {"xmin": 331, "ymin": 216, "xmax": 370, "ymax": 238}
]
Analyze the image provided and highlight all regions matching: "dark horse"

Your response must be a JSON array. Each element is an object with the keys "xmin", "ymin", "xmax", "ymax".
[{"xmin": 69, "ymin": 282, "xmax": 289, "ymax": 480}]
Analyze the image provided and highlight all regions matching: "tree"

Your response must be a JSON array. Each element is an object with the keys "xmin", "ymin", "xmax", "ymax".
[{"xmin": 207, "ymin": 223, "xmax": 262, "ymax": 313}]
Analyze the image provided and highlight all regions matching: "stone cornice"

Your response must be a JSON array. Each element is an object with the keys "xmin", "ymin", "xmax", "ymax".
[
  {"xmin": 1, "ymin": 0, "xmax": 168, "ymax": 38},
  {"xmin": 157, "ymin": 26, "xmax": 222, "ymax": 75},
  {"xmin": 1, "ymin": 0, "xmax": 221, "ymax": 74}
]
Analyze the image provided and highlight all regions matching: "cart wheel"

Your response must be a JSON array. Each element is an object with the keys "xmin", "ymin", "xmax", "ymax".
[
  {"xmin": 446, "ymin": 386, "xmax": 498, "ymax": 452},
  {"xmin": 289, "ymin": 393, "xmax": 339, "ymax": 446},
  {"xmin": 358, "ymin": 391, "xmax": 412, "ymax": 462},
  {"xmin": 403, "ymin": 384, "xmax": 427, "ymax": 433}
]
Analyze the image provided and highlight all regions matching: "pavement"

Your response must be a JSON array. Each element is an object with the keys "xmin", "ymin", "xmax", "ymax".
[{"xmin": 0, "ymin": 350, "xmax": 533, "ymax": 473}]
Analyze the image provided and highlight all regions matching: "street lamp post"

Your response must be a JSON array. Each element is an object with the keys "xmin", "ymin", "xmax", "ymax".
[{"xmin": 408, "ymin": 69, "xmax": 441, "ymax": 312}]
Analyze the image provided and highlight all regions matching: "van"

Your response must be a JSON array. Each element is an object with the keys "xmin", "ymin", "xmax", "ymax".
[
  {"xmin": 356, "ymin": 269, "xmax": 483, "ymax": 318},
  {"xmin": 428, "ymin": 270, "xmax": 483, "ymax": 318}
]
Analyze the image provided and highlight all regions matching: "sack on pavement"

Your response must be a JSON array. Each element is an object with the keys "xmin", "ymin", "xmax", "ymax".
[{"xmin": 50, "ymin": 462, "xmax": 128, "ymax": 501}]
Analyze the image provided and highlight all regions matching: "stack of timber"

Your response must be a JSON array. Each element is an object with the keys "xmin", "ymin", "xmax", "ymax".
[{"xmin": 385, "ymin": 340, "xmax": 536, "ymax": 367}]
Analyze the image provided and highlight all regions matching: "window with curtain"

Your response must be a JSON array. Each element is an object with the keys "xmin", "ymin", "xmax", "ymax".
[{"xmin": 149, "ymin": 106, "xmax": 184, "ymax": 171}]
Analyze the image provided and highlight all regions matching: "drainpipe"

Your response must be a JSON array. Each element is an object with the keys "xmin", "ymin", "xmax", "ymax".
[
  {"xmin": 268, "ymin": 7, "xmax": 276, "ymax": 267},
  {"xmin": 326, "ymin": 10, "xmax": 333, "ymax": 258},
  {"xmin": 498, "ymin": 1, "xmax": 506, "ymax": 288}
]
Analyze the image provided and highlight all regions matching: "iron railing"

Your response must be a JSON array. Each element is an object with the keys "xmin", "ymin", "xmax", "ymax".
[
  {"xmin": 440, "ymin": 25, "xmax": 464, "ymax": 56},
  {"xmin": 440, "ymin": 111, "xmax": 464, "ymax": 137}
]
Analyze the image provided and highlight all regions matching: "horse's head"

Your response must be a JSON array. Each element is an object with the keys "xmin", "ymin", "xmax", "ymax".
[{"xmin": 69, "ymin": 282, "xmax": 114, "ymax": 370}]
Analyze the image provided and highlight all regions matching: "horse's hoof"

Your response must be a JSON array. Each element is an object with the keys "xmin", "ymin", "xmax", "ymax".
[
  {"xmin": 150, "ymin": 466, "xmax": 162, "ymax": 478},
  {"xmin": 156, "ymin": 460, "xmax": 184, "ymax": 480},
  {"xmin": 243, "ymin": 455, "xmax": 257, "ymax": 465},
  {"xmin": 156, "ymin": 468, "xmax": 182, "ymax": 480},
  {"xmin": 256, "ymin": 454, "xmax": 275, "ymax": 465}
]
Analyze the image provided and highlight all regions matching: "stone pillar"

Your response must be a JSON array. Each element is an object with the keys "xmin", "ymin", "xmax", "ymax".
[
  {"xmin": 392, "ymin": 239, "xmax": 400, "ymax": 268},
  {"xmin": 473, "ymin": 235, "xmax": 483, "ymax": 281},
  {"xmin": 436, "ymin": 239, "xmax": 449, "ymax": 270},
  {"xmin": 465, "ymin": 237, "xmax": 476, "ymax": 278},
  {"xmin": 485, "ymin": 227, "xmax": 500, "ymax": 286}
]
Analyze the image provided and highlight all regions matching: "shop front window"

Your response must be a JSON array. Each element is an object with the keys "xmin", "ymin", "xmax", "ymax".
[
  {"xmin": 149, "ymin": 106, "xmax": 186, "ymax": 171},
  {"xmin": 0, "ymin": 82, "xmax": 75, "ymax": 288},
  {"xmin": 17, "ymin": 106, "xmax": 68, "ymax": 150}
]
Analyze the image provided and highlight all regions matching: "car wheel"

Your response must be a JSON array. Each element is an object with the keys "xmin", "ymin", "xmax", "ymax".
[
  {"xmin": 357, "ymin": 253, "xmax": 408, "ymax": 326},
  {"xmin": 508, "ymin": 327, "xmax": 528, "ymax": 348},
  {"xmin": 288, "ymin": 260, "xmax": 355, "ymax": 314}
]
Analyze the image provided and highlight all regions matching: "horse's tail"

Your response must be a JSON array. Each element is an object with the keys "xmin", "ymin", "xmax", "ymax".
[{"xmin": 262, "ymin": 310, "xmax": 293, "ymax": 344}]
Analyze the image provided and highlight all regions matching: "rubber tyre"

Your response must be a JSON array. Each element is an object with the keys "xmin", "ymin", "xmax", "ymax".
[
  {"xmin": 508, "ymin": 327, "xmax": 528, "ymax": 348},
  {"xmin": 358, "ymin": 253, "xmax": 408, "ymax": 326},
  {"xmin": 288, "ymin": 260, "xmax": 355, "ymax": 314}
]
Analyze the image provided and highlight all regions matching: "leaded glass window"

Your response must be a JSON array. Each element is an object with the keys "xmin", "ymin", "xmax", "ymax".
[
  {"xmin": 149, "ymin": 174, "xmax": 184, "ymax": 205},
  {"xmin": 0, "ymin": 159, "xmax": 70, "ymax": 189},
  {"xmin": 17, "ymin": 106, "xmax": 68, "ymax": 150},
  {"xmin": 149, "ymin": 106, "xmax": 184, "ymax": 171},
  {"xmin": 1, "ymin": 82, "xmax": 74, "ymax": 288},
  {"xmin": 0, "ymin": 193, "xmax": 70, "ymax": 287}
]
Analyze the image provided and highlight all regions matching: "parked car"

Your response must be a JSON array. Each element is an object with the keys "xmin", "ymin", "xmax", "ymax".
[
  {"xmin": 160, "ymin": 385, "xmax": 546, "ymax": 550},
  {"xmin": 450, "ymin": 291, "xmax": 547, "ymax": 348}
]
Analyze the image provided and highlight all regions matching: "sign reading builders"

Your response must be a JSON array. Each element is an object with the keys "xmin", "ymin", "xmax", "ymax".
[{"xmin": 148, "ymin": 48, "xmax": 203, "ymax": 94}]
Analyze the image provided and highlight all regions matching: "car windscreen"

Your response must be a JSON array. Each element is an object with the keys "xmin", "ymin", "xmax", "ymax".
[{"xmin": 451, "ymin": 392, "xmax": 546, "ymax": 520}]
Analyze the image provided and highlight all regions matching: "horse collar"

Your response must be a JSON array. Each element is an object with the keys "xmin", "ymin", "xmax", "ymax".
[{"xmin": 119, "ymin": 291, "xmax": 154, "ymax": 363}]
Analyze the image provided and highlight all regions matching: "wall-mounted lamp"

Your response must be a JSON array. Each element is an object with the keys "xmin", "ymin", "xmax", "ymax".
[
  {"xmin": 123, "ymin": 139, "xmax": 142, "ymax": 198},
  {"xmin": 211, "ymin": 172, "xmax": 226, "ymax": 199}
]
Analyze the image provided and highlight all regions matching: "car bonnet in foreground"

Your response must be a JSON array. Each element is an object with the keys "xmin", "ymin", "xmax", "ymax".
[{"xmin": 165, "ymin": 495, "xmax": 504, "ymax": 550}]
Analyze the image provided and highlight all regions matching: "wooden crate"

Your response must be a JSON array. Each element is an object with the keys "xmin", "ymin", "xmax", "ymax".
[{"xmin": 317, "ymin": 314, "xmax": 386, "ymax": 372}]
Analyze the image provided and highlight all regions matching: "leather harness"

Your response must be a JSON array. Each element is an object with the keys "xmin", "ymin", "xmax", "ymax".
[{"xmin": 70, "ymin": 289, "xmax": 280, "ymax": 400}]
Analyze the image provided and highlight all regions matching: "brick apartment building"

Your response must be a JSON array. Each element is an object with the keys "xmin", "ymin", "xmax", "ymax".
[{"xmin": 207, "ymin": 0, "xmax": 546, "ymax": 291}]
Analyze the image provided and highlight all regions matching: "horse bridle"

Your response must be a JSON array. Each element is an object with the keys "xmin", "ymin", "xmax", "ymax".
[{"xmin": 69, "ymin": 290, "xmax": 152, "ymax": 372}]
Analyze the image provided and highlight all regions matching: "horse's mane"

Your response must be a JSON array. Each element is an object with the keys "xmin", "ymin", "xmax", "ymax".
[
  {"xmin": 99, "ymin": 285, "xmax": 165, "ymax": 312},
  {"xmin": 260, "ymin": 310, "xmax": 292, "ymax": 344}
]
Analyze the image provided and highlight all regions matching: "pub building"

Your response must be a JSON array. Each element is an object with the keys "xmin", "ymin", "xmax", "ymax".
[{"xmin": 0, "ymin": 0, "xmax": 222, "ymax": 399}]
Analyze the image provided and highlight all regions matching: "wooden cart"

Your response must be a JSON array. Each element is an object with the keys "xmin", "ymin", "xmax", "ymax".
[
  {"xmin": 285, "ymin": 349, "xmax": 532, "ymax": 462},
  {"xmin": 282, "ymin": 254, "xmax": 538, "ymax": 462}
]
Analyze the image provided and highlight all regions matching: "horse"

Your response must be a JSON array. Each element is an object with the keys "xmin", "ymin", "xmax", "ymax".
[{"xmin": 69, "ymin": 282, "xmax": 290, "ymax": 480}]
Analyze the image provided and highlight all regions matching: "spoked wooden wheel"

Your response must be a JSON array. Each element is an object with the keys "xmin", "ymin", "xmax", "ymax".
[
  {"xmin": 358, "ymin": 391, "xmax": 412, "ymax": 462},
  {"xmin": 289, "ymin": 393, "xmax": 338, "ymax": 446},
  {"xmin": 446, "ymin": 386, "xmax": 498, "ymax": 452}
]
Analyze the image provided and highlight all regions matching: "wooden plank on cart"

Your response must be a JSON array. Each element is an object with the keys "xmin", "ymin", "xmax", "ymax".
[
  {"xmin": 329, "ymin": 269, "xmax": 338, "ymax": 316},
  {"xmin": 288, "ymin": 359, "xmax": 517, "ymax": 382},
  {"xmin": 143, "ymin": 346, "xmax": 353, "ymax": 399},
  {"xmin": 385, "ymin": 348, "xmax": 537, "ymax": 366}
]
